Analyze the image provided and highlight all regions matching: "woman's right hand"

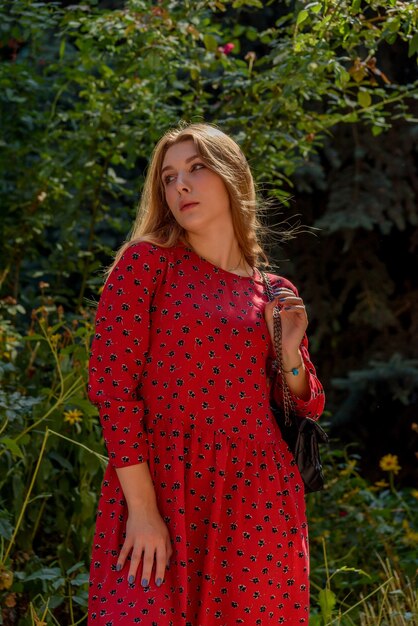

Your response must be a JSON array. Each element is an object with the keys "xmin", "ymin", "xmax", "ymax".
[
  {"xmin": 117, "ymin": 504, "xmax": 173, "ymax": 588},
  {"xmin": 115, "ymin": 462, "xmax": 172, "ymax": 588}
]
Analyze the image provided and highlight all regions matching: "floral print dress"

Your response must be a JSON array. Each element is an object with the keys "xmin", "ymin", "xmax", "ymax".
[{"xmin": 87, "ymin": 241, "xmax": 325, "ymax": 625}]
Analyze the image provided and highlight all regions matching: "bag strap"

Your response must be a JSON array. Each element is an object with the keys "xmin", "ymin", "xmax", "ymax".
[{"xmin": 260, "ymin": 271, "xmax": 295, "ymax": 426}]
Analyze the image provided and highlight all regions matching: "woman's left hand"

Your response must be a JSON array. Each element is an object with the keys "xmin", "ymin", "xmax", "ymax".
[{"xmin": 264, "ymin": 287, "xmax": 308, "ymax": 358}]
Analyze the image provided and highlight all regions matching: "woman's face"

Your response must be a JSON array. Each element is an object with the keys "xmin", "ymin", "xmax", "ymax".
[{"xmin": 161, "ymin": 140, "xmax": 232, "ymax": 235}]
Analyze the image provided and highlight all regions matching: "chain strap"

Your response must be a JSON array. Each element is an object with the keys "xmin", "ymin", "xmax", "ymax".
[{"xmin": 261, "ymin": 271, "xmax": 295, "ymax": 427}]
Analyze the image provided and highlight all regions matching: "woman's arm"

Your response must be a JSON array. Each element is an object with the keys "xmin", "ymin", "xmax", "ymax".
[
  {"xmin": 88, "ymin": 243, "xmax": 172, "ymax": 586},
  {"xmin": 116, "ymin": 463, "xmax": 172, "ymax": 587},
  {"xmin": 280, "ymin": 345, "xmax": 310, "ymax": 401},
  {"xmin": 264, "ymin": 281, "xmax": 325, "ymax": 419}
]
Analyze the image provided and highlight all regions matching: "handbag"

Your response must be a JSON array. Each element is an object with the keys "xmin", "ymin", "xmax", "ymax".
[{"xmin": 261, "ymin": 271, "xmax": 328, "ymax": 493}]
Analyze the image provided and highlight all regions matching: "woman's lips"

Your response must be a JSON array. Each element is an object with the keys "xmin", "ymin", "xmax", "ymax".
[{"xmin": 180, "ymin": 201, "xmax": 199, "ymax": 211}]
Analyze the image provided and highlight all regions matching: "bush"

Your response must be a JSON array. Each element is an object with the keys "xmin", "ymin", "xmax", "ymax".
[
  {"xmin": 0, "ymin": 296, "xmax": 101, "ymax": 624},
  {"xmin": 308, "ymin": 442, "xmax": 418, "ymax": 623}
]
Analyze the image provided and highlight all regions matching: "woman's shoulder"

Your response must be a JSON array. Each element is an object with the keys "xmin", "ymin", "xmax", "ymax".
[
  {"xmin": 104, "ymin": 241, "xmax": 174, "ymax": 289},
  {"xmin": 121, "ymin": 239, "xmax": 169, "ymax": 260},
  {"xmin": 116, "ymin": 239, "xmax": 184, "ymax": 270},
  {"xmin": 264, "ymin": 270, "xmax": 299, "ymax": 296}
]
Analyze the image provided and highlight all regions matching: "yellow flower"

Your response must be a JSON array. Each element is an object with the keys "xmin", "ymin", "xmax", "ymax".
[
  {"xmin": 340, "ymin": 459, "xmax": 357, "ymax": 476},
  {"xmin": 50, "ymin": 334, "xmax": 60, "ymax": 348},
  {"xmin": 379, "ymin": 454, "xmax": 401, "ymax": 475},
  {"xmin": 411, "ymin": 490, "xmax": 418, "ymax": 500},
  {"xmin": 0, "ymin": 566, "xmax": 13, "ymax": 590},
  {"xmin": 374, "ymin": 480, "xmax": 389, "ymax": 490},
  {"xmin": 402, "ymin": 520, "xmax": 418, "ymax": 545},
  {"xmin": 64, "ymin": 409, "xmax": 83, "ymax": 425}
]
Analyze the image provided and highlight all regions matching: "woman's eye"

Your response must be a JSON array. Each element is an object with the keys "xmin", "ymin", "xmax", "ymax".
[
  {"xmin": 164, "ymin": 175, "xmax": 175, "ymax": 185},
  {"xmin": 191, "ymin": 163, "xmax": 205, "ymax": 172}
]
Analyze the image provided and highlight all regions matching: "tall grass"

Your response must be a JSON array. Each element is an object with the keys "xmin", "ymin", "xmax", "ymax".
[{"xmin": 359, "ymin": 558, "xmax": 418, "ymax": 626}]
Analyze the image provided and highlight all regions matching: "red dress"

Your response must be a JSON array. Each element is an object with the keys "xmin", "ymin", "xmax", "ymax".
[{"xmin": 87, "ymin": 242, "xmax": 324, "ymax": 626}]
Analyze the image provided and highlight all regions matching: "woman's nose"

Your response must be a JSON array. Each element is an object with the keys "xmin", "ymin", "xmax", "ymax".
[{"xmin": 175, "ymin": 172, "xmax": 191, "ymax": 193}]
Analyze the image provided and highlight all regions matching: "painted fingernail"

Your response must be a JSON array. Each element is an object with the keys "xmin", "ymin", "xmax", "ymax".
[
  {"xmin": 128, "ymin": 575, "xmax": 134, "ymax": 584},
  {"xmin": 279, "ymin": 298, "xmax": 286, "ymax": 302},
  {"xmin": 141, "ymin": 578, "xmax": 149, "ymax": 587},
  {"xmin": 156, "ymin": 577, "xmax": 163, "ymax": 587},
  {"xmin": 116, "ymin": 563, "xmax": 122, "ymax": 571}
]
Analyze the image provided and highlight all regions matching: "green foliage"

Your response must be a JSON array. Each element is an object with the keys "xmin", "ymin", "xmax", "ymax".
[
  {"xmin": 307, "ymin": 445, "xmax": 418, "ymax": 623},
  {"xmin": 0, "ymin": 297, "xmax": 103, "ymax": 623},
  {"xmin": 1, "ymin": 0, "xmax": 417, "ymax": 306},
  {"xmin": 332, "ymin": 355, "xmax": 418, "ymax": 425}
]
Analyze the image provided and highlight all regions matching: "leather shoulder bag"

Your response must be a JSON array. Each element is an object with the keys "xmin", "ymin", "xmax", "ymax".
[{"xmin": 261, "ymin": 270, "xmax": 328, "ymax": 493}]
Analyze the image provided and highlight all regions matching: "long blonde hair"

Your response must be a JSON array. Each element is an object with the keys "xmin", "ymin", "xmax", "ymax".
[{"xmin": 109, "ymin": 122, "xmax": 268, "ymax": 273}]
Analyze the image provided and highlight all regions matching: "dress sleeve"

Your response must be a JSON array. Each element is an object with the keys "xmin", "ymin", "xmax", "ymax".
[
  {"xmin": 88, "ymin": 242, "xmax": 167, "ymax": 467},
  {"xmin": 269, "ymin": 275, "xmax": 325, "ymax": 421}
]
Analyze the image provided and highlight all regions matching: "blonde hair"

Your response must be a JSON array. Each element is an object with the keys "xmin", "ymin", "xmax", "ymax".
[{"xmin": 109, "ymin": 122, "xmax": 269, "ymax": 273}]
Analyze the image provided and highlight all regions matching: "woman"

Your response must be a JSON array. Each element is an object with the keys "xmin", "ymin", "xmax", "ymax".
[{"xmin": 88, "ymin": 122, "xmax": 325, "ymax": 625}]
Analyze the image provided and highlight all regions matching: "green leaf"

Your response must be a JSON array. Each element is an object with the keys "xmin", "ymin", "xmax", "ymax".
[
  {"xmin": 65, "ymin": 397, "xmax": 97, "ymax": 416},
  {"xmin": 309, "ymin": 3, "xmax": 322, "ymax": 14},
  {"xmin": 358, "ymin": 90, "xmax": 372, "ymax": 108},
  {"xmin": 318, "ymin": 587, "xmax": 337, "ymax": 619},
  {"xmin": 47, "ymin": 594, "xmax": 65, "ymax": 609},
  {"xmin": 48, "ymin": 451, "xmax": 74, "ymax": 471},
  {"xmin": 386, "ymin": 17, "xmax": 400, "ymax": 33},
  {"xmin": 72, "ymin": 589, "xmax": 89, "ymax": 606},
  {"xmin": 24, "ymin": 567, "xmax": 63, "ymax": 583},
  {"xmin": 334, "ymin": 565, "xmax": 371, "ymax": 578},
  {"xmin": 372, "ymin": 125, "xmax": 384, "ymax": 136},
  {"xmin": 203, "ymin": 34, "xmax": 218, "ymax": 52},
  {"xmin": 59, "ymin": 38, "xmax": 66, "ymax": 60},
  {"xmin": 232, "ymin": 0, "xmax": 263, "ymax": 7},
  {"xmin": 0, "ymin": 515, "xmax": 13, "ymax": 540},
  {"xmin": 296, "ymin": 10, "xmax": 309, "ymax": 26},
  {"xmin": 70, "ymin": 572, "xmax": 89, "ymax": 587},
  {"xmin": 344, "ymin": 112, "xmax": 358, "ymax": 122},
  {"xmin": 408, "ymin": 33, "xmax": 418, "ymax": 58},
  {"xmin": 67, "ymin": 561, "xmax": 86, "ymax": 575},
  {"xmin": 0, "ymin": 437, "xmax": 24, "ymax": 458},
  {"xmin": 335, "ymin": 67, "xmax": 351, "ymax": 89},
  {"xmin": 24, "ymin": 333, "xmax": 46, "ymax": 341}
]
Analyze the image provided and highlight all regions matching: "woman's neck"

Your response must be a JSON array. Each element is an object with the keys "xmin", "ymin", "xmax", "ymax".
[{"xmin": 185, "ymin": 232, "xmax": 252, "ymax": 277}]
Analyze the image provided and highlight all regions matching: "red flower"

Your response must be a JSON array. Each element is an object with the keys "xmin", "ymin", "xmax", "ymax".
[{"xmin": 218, "ymin": 43, "xmax": 235, "ymax": 55}]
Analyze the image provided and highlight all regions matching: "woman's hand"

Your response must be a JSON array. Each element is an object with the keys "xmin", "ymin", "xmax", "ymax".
[
  {"xmin": 264, "ymin": 286, "xmax": 308, "ymax": 362},
  {"xmin": 117, "ymin": 504, "xmax": 173, "ymax": 588},
  {"xmin": 115, "ymin": 462, "xmax": 172, "ymax": 588},
  {"xmin": 264, "ymin": 286, "xmax": 311, "ymax": 400}
]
